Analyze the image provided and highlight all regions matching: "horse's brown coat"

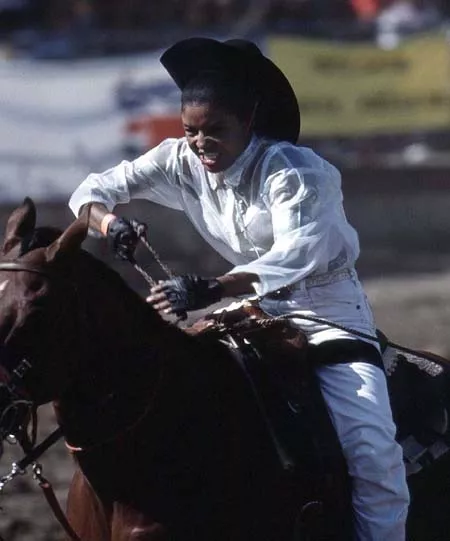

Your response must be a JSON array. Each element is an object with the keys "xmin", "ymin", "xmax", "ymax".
[{"xmin": 0, "ymin": 199, "xmax": 346, "ymax": 540}]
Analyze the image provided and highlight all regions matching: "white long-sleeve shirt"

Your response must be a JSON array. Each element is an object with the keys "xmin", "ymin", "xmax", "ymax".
[{"xmin": 69, "ymin": 135, "xmax": 360, "ymax": 296}]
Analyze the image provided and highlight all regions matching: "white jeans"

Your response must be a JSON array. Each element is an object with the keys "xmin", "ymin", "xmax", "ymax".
[{"xmin": 260, "ymin": 269, "xmax": 410, "ymax": 541}]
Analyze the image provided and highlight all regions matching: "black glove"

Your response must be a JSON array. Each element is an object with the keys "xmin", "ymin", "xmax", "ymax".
[
  {"xmin": 107, "ymin": 217, "xmax": 147, "ymax": 261},
  {"xmin": 160, "ymin": 275, "xmax": 224, "ymax": 313}
]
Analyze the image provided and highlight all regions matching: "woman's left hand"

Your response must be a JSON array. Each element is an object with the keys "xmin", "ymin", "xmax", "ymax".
[
  {"xmin": 146, "ymin": 275, "xmax": 224, "ymax": 314},
  {"xmin": 146, "ymin": 281, "xmax": 172, "ymax": 313}
]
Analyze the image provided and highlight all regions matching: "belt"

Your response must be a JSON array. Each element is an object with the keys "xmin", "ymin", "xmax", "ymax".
[{"xmin": 264, "ymin": 268, "xmax": 355, "ymax": 301}]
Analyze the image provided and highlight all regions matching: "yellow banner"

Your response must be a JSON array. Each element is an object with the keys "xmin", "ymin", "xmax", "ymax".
[{"xmin": 268, "ymin": 33, "xmax": 450, "ymax": 136}]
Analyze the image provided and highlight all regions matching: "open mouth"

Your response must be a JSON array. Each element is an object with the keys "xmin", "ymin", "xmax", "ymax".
[{"xmin": 199, "ymin": 152, "xmax": 220, "ymax": 168}]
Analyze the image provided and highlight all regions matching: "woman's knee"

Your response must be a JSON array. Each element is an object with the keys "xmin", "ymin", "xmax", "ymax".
[{"xmin": 344, "ymin": 430, "xmax": 404, "ymax": 481}]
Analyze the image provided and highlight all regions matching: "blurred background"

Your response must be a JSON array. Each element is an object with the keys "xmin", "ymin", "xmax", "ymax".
[{"xmin": 0, "ymin": 1, "xmax": 450, "ymax": 539}]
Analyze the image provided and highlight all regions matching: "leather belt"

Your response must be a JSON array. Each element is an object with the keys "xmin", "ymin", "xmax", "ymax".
[{"xmin": 264, "ymin": 268, "xmax": 355, "ymax": 301}]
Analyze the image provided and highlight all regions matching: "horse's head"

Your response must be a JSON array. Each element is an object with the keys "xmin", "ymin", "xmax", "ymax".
[{"xmin": 0, "ymin": 198, "xmax": 88, "ymax": 443}]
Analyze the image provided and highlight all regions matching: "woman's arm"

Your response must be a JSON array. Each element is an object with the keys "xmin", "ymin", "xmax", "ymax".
[
  {"xmin": 216, "ymin": 271, "xmax": 260, "ymax": 297},
  {"xmin": 79, "ymin": 202, "xmax": 112, "ymax": 236},
  {"xmin": 69, "ymin": 139, "xmax": 185, "ymax": 220},
  {"xmin": 147, "ymin": 272, "xmax": 260, "ymax": 314}
]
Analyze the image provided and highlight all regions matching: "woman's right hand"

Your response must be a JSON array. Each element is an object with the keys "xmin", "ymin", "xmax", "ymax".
[{"xmin": 106, "ymin": 217, "xmax": 147, "ymax": 261}]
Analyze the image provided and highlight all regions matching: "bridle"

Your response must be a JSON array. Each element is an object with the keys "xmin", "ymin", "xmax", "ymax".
[
  {"xmin": 0, "ymin": 262, "xmax": 53, "ymax": 275},
  {"xmin": 0, "ymin": 260, "xmax": 82, "ymax": 541},
  {"xmin": 0, "ymin": 261, "xmax": 53, "ymax": 448}
]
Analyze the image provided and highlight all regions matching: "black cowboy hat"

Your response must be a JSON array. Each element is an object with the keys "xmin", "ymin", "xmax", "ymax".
[{"xmin": 160, "ymin": 37, "xmax": 300, "ymax": 144}]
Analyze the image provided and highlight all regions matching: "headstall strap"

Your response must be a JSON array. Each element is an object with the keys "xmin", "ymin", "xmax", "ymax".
[
  {"xmin": 0, "ymin": 358, "xmax": 34, "ymax": 448},
  {"xmin": 0, "ymin": 262, "xmax": 50, "ymax": 276},
  {"xmin": 9, "ymin": 359, "xmax": 32, "ymax": 395}
]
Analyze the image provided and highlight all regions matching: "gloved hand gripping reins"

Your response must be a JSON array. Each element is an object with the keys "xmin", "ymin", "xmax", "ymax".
[{"xmin": 125, "ymin": 224, "xmax": 188, "ymax": 323}]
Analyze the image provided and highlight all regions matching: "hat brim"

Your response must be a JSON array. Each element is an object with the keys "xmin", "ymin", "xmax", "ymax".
[{"xmin": 160, "ymin": 37, "xmax": 300, "ymax": 144}]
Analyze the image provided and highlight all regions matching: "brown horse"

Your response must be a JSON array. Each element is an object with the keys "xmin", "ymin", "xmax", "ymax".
[
  {"xmin": 0, "ymin": 199, "xmax": 354, "ymax": 541},
  {"xmin": 3, "ymin": 199, "xmax": 450, "ymax": 540}
]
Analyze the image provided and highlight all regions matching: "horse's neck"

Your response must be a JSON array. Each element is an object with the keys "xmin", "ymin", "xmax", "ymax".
[
  {"xmin": 57, "ymin": 338, "xmax": 168, "ymax": 449},
  {"xmin": 56, "ymin": 307, "xmax": 288, "ymax": 520},
  {"xmin": 58, "ymin": 255, "xmax": 182, "ymax": 447},
  {"xmin": 76, "ymin": 254, "xmax": 166, "ymax": 354}
]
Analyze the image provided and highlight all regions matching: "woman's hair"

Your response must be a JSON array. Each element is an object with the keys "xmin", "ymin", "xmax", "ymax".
[{"xmin": 181, "ymin": 70, "xmax": 257, "ymax": 123}]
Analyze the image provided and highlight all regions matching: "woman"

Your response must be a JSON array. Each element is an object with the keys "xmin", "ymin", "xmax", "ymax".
[{"xmin": 69, "ymin": 37, "xmax": 409, "ymax": 540}]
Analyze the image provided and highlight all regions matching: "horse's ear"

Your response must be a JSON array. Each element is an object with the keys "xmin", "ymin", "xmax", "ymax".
[
  {"xmin": 2, "ymin": 197, "xmax": 37, "ymax": 255},
  {"xmin": 45, "ymin": 211, "xmax": 89, "ymax": 262}
]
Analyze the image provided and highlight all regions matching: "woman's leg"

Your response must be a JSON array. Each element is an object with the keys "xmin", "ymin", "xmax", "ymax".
[{"xmin": 316, "ymin": 361, "xmax": 409, "ymax": 541}]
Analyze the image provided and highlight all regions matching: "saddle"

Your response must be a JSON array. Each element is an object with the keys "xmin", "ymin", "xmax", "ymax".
[
  {"xmin": 187, "ymin": 301, "xmax": 385, "ymax": 456},
  {"xmin": 187, "ymin": 302, "xmax": 450, "ymax": 483},
  {"xmin": 186, "ymin": 302, "xmax": 387, "ymax": 472}
]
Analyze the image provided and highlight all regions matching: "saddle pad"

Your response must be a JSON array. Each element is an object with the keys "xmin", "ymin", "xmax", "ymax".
[{"xmin": 385, "ymin": 345, "xmax": 450, "ymax": 476}]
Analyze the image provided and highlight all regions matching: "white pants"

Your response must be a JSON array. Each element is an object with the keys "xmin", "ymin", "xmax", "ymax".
[{"xmin": 260, "ymin": 269, "xmax": 410, "ymax": 541}]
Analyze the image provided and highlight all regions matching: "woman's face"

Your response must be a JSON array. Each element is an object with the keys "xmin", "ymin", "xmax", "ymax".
[{"xmin": 181, "ymin": 102, "xmax": 251, "ymax": 173}]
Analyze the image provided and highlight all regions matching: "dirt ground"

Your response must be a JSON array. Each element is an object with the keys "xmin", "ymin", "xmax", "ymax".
[{"xmin": 0, "ymin": 264, "xmax": 449, "ymax": 540}]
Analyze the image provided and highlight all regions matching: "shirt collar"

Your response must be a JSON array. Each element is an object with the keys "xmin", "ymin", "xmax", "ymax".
[{"xmin": 207, "ymin": 135, "xmax": 259, "ymax": 191}]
